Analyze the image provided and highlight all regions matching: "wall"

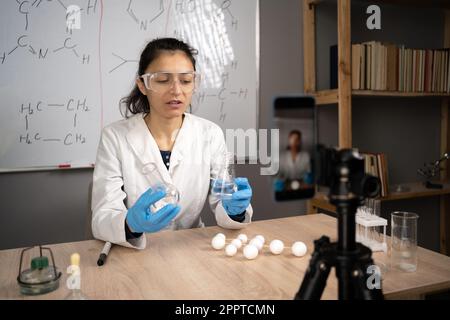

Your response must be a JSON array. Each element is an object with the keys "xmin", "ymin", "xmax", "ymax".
[
  {"xmin": 0, "ymin": 0, "xmax": 444, "ymax": 253},
  {"xmin": 0, "ymin": 168, "xmax": 93, "ymax": 249}
]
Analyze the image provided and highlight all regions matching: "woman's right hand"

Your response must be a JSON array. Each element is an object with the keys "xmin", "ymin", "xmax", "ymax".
[{"xmin": 126, "ymin": 187, "xmax": 180, "ymax": 233}]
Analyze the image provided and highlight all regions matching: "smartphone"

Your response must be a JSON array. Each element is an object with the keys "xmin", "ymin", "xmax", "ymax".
[{"xmin": 273, "ymin": 96, "xmax": 316, "ymax": 200}]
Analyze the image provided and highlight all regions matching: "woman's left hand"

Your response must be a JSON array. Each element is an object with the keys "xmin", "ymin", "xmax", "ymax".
[{"xmin": 222, "ymin": 177, "xmax": 252, "ymax": 215}]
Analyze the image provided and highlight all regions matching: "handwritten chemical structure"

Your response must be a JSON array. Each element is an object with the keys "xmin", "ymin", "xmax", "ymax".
[
  {"xmin": 109, "ymin": 52, "xmax": 138, "ymax": 73},
  {"xmin": 126, "ymin": 0, "xmax": 165, "ymax": 31},
  {"xmin": 0, "ymin": 0, "xmax": 257, "ymax": 169},
  {"xmin": 194, "ymin": 86, "xmax": 248, "ymax": 123},
  {"xmin": 19, "ymin": 131, "xmax": 87, "ymax": 146},
  {"xmin": 15, "ymin": 0, "xmax": 98, "ymax": 32},
  {"xmin": 192, "ymin": 69, "xmax": 248, "ymax": 122},
  {"xmin": 18, "ymin": 98, "xmax": 91, "ymax": 146},
  {"xmin": 1, "ymin": 0, "xmax": 98, "ymax": 65},
  {"xmin": 174, "ymin": 0, "xmax": 238, "ymax": 30},
  {"xmin": 19, "ymin": 98, "xmax": 91, "ymax": 115},
  {"xmin": 220, "ymin": 0, "xmax": 238, "ymax": 30},
  {"xmin": 52, "ymin": 37, "xmax": 91, "ymax": 63}
]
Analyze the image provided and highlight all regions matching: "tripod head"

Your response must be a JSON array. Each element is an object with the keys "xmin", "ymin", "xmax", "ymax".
[
  {"xmin": 316, "ymin": 146, "xmax": 381, "ymax": 203},
  {"xmin": 316, "ymin": 147, "xmax": 381, "ymax": 252}
]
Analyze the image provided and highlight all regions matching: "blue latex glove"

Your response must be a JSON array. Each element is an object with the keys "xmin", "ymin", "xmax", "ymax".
[
  {"xmin": 126, "ymin": 187, "xmax": 180, "ymax": 233},
  {"xmin": 304, "ymin": 172, "xmax": 314, "ymax": 185},
  {"xmin": 274, "ymin": 178, "xmax": 285, "ymax": 192},
  {"xmin": 222, "ymin": 177, "xmax": 252, "ymax": 216}
]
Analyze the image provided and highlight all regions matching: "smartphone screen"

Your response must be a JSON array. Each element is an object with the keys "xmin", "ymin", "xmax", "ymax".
[{"xmin": 273, "ymin": 96, "xmax": 316, "ymax": 200}]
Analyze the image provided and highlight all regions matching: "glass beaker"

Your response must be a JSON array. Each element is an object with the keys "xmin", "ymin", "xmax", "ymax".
[
  {"xmin": 142, "ymin": 163, "xmax": 180, "ymax": 213},
  {"xmin": 390, "ymin": 211, "xmax": 419, "ymax": 272},
  {"xmin": 210, "ymin": 151, "xmax": 237, "ymax": 200}
]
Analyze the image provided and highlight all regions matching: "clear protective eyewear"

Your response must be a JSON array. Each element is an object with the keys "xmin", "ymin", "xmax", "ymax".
[{"xmin": 139, "ymin": 71, "xmax": 201, "ymax": 93}]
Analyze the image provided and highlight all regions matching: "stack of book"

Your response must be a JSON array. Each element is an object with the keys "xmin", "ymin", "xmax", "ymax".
[
  {"xmin": 350, "ymin": 41, "xmax": 450, "ymax": 93},
  {"xmin": 361, "ymin": 152, "xmax": 389, "ymax": 198}
]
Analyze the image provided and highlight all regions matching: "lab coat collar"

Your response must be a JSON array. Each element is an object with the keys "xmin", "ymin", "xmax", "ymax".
[{"xmin": 125, "ymin": 113, "xmax": 192, "ymax": 184}]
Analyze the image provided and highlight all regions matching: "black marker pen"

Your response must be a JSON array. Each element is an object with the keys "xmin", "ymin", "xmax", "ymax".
[{"xmin": 97, "ymin": 242, "xmax": 112, "ymax": 266}]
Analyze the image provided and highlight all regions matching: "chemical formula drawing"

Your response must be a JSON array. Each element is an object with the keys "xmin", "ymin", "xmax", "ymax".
[{"xmin": 0, "ymin": 0, "xmax": 258, "ymax": 170}]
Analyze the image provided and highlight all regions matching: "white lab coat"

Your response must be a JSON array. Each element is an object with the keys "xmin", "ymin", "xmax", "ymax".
[
  {"xmin": 91, "ymin": 112, "xmax": 253, "ymax": 249},
  {"xmin": 278, "ymin": 150, "xmax": 311, "ymax": 181}
]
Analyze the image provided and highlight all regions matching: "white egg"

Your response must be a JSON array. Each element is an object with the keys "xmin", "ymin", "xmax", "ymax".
[
  {"xmin": 255, "ymin": 235, "xmax": 265, "ymax": 245},
  {"xmin": 211, "ymin": 236, "xmax": 226, "ymax": 250},
  {"xmin": 291, "ymin": 241, "xmax": 307, "ymax": 257},
  {"xmin": 225, "ymin": 244, "xmax": 237, "ymax": 256},
  {"xmin": 269, "ymin": 239, "xmax": 284, "ymax": 255},
  {"xmin": 215, "ymin": 233, "xmax": 226, "ymax": 240},
  {"xmin": 231, "ymin": 238, "xmax": 242, "ymax": 249},
  {"xmin": 243, "ymin": 244, "xmax": 259, "ymax": 260},
  {"xmin": 249, "ymin": 238, "xmax": 263, "ymax": 251},
  {"xmin": 237, "ymin": 234, "xmax": 248, "ymax": 244}
]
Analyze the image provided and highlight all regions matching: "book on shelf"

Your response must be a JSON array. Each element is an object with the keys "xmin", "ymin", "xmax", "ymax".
[
  {"xmin": 352, "ymin": 43, "xmax": 362, "ymax": 90},
  {"xmin": 360, "ymin": 152, "xmax": 389, "ymax": 198},
  {"xmin": 331, "ymin": 41, "xmax": 450, "ymax": 93}
]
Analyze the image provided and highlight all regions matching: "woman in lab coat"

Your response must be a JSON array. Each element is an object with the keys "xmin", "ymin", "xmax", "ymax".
[
  {"xmin": 277, "ymin": 130, "xmax": 311, "ymax": 189},
  {"xmin": 91, "ymin": 38, "xmax": 253, "ymax": 249}
]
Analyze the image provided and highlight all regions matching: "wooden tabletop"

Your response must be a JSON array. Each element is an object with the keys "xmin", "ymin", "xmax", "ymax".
[{"xmin": 1, "ymin": 214, "xmax": 450, "ymax": 300}]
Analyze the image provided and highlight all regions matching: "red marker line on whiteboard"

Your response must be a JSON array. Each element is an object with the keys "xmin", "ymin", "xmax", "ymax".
[{"xmin": 58, "ymin": 164, "xmax": 71, "ymax": 168}]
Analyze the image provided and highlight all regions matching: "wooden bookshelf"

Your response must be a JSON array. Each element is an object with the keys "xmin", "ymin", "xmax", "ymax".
[
  {"xmin": 303, "ymin": 0, "xmax": 450, "ymax": 255},
  {"xmin": 314, "ymin": 89, "xmax": 450, "ymax": 106},
  {"xmin": 311, "ymin": 181, "xmax": 450, "ymax": 212}
]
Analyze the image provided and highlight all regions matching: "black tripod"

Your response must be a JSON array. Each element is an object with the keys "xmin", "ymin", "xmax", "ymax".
[{"xmin": 295, "ymin": 149, "xmax": 384, "ymax": 300}]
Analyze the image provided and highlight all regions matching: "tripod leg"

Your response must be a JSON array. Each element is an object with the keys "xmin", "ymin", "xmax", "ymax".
[
  {"xmin": 336, "ymin": 264, "xmax": 354, "ymax": 299},
  {"xmin": 294, "ymin": 236, "xmax": 332, "ymax": 300},
  {"xmin": 334, "ymin": 243, "xmax": 384, "ymax": 300}
]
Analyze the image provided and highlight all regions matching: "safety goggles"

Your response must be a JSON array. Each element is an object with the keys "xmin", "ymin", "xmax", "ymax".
[{"xmin": 139, "ymin": 71, "xmax": 201, "ymax": 93}]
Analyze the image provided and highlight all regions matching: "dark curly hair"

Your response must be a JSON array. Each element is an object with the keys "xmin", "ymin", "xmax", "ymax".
[
  {"xmin": 120, "ymin": 38, "xmax": 198, "ymax": 118},
  {"xmin": 287, "ymin": 130, "xmax": 302, "ymax": 150}
]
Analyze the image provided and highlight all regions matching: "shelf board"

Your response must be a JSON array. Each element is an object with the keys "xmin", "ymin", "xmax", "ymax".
[
  {"xmin": 357, "ymin": 0, "xmax": 450, "ymax": 9},
  {"xmin": 311, "ymin": 89, "xmax": 339, "ymax": 105},
  {"xmin": 382, "ymin": 181, "xmax": 450, "ymax": 201},
  {"xmin": 312, "ymin": 89, "xmax": 450, "ymax": 105},
  {"xmin": 307, "ymin": 0, "xmax": 450, "ymax": 9},
  {"xmin": 353, "ymin": 90, "xmax": 450, "ymax": 98},
  {"xmin": 311, "ymin": 181, "xmax": 450, "ymax": 212}
]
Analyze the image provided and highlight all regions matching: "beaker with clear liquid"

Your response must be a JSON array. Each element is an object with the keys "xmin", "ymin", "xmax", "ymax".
[{"xmin": 210, "ymin": 151, "xmax": 237, "ymax": 200}]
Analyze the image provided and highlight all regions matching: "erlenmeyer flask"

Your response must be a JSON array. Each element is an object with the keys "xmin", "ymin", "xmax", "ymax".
[
  {"xmin": 142, "ymin": 163, "xmax": 180, "ymax": 213},
  {"xmin": 210, "ymin": 151, "xmax": 237, "ymax": 200}
]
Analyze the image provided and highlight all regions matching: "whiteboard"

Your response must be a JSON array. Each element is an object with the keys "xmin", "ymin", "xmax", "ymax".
[{"xmin": 0, "ymin": 0, "xmax": 259, "ymax": 171}]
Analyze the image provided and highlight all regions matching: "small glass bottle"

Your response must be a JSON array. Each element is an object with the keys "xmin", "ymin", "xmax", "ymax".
[{"xmin": 64, "ymin": 253, "xmax": 88, "ymax": 300}]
